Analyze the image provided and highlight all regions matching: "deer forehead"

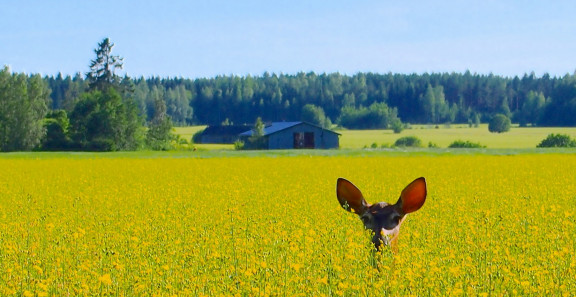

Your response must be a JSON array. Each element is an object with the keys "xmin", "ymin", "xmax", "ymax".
[{"xmin": 368, "ymin": 202, "xmax": 392, "ymax": 213}]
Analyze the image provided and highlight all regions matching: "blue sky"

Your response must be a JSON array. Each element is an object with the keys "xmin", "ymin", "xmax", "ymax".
[{"xmin": 2, "ymin": 0, "xmax": 576, "ymax": 78}]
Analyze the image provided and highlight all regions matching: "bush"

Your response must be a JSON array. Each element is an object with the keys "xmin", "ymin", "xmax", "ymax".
[
  {"xmin": 448, "ymin": 140, "xmax": 486, "ymax": 148},
  {"xmin": 41, "ymin": 110, "xmax": 72, "ymax": 151},
  {"xmin": 234, "ymin": 140, "xmax": 245, "ymax": 150},
  {"xmin": 394, "ymin": 136, "xmax": 422, "ymax": 147},
  {"xmin": 537, "ymin": 134, "xmax": 576, "ymax": 148},
  {"xmin": 391, "ymin": 119, "xmax": 404, "ymax": 134},
  {"xmin": 488, "ymin": 114, "xmax": 511, "ymax": 133},
  {"xmin": 338, "ymin": 102, "xmax": 401, "ymax": 129},
  {"xmin": 86, "ymin": 138, "xmax": 115, "ymax": 151}
]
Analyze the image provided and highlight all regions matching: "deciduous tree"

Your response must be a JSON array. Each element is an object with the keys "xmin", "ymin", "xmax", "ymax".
[
  {"xmin": 0, "ymin": 67, "xmax": 50, "ymax": 151},
  {"xmin": 146, "ymin": 97, "xmax": 174, "ymax": 150}
]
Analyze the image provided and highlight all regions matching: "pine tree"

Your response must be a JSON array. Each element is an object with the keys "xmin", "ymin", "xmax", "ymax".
[{"xmin": 86, "ymin": 38, "xmax": 123, "ymax": 92}]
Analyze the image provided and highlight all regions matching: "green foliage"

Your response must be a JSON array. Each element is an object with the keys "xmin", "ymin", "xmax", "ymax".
[
  {"xmin": 86, "ymin": 38, "xmax": 124, "ymax": 92},
  {"xmin": 301, "ymin": 104, "xmax": 331, "ymax": 128},
  {"xmin": 252, "ymin": 117, "xmax": 264, "ymax": 137},
  {"xmin": 537, "ymin": 134, "xmax": 576, "ymax": 148},
  {"xmin": 418, "ymin": 84, "xmax": 455, "ymax": 123},
  {"xmin": 69, "ymin": 88, "xmax": 145, "ymax": 151},
  {"xmin": 43, "ymin": 71, "xmax": 576, "ymax": 129},
  {"xmin": 339, "ymin": 102, "xmax": 401, "ymax": 129},
  {"xmin": 46, "ymin": 73, "xmax": 87, "ymax": 111},
  {"xmin": 164, "ymin": 85, "xmax": 194, "ymax": 125},
  {"xmin": 42, "ymin": 110, "xmax": 72, "ymax": 150},
  {"xmin": 146, "ymin": 98, "xmax": 174, "ymax": 150},
  {"xmin": 468, "ymin": 113, "xmax": 481, "ymax": 128},
  {"xmin": 233, "ymin": 140, "xmax": 245, "ymax": 150},
  {"xmin": 488, "ymin": 114, "xmax": 511, "ymax": 133},
  {"xmin": 394, "ymin": 136, "xmax": 422, "ymax": 147},
  {"xmin": 243, "ymin": 117, "xmax": 267, "ymax": 150},
  {"xmin": 539, "ymin": 74, "xmax": 576, "ymax": 126},
  {"xmin": 0, "ymin": 67, "xmax": 50, "ymax": 151},
  {"xmin": 391, "ymin": 118, "xmax": 404, "ymax": 133},
  {"xmin": 448, "ymin": 140, "xmax": 486, "ymax": 148}
]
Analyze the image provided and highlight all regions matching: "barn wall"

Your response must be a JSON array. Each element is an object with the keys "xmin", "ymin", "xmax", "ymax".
[{"xmin": 267, "ymin": 124, "xmax": 339, "ymax": 149}]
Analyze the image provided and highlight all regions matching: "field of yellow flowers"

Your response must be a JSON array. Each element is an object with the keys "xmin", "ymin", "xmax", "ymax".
[{"xmin": 0, "ymin": 153, "xmax": 575, "ymax": 296}]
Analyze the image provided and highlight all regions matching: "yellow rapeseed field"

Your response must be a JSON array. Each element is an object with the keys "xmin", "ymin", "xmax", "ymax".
[{"xmin": 0, "ymin": 154, "xmax": 575, "ymax": 296}]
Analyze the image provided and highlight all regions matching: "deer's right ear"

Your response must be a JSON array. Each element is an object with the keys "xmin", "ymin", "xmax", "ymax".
[
  {"xmin": 396, "ymin": 177, "xmax": 427, "ymax": 215},
  {"xmin": 337, "ymin": 178, "xmax": 369, "ymax": 215}
]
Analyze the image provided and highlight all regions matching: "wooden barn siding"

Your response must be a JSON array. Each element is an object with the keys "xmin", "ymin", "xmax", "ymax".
[{"xmin": 267, "ymin": 124, "xmax": 339, "ymax": 149}]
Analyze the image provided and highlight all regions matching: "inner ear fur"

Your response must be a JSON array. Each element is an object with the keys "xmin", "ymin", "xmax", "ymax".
[
  {"xmin": 395, "ymin": 177, "xmax": 427, "ymax": 215},
  {"xmin": 337, "ymin": 178, "xmax": 369, "ymax": 215}
]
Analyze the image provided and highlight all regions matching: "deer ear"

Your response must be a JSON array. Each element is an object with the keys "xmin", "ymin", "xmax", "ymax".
[
  {"xmin": 337, "ymin": 178, "xmax": 369, "ymax": 215},
  {"xmin": 396, "ymin": 177, "xmax": 427, "ymax": 215}
]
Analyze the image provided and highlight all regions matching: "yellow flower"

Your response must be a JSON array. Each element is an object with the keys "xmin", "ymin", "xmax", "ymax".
[
  {"xmin": 99, "ymin": 273, "xmax": 113, "ymax": 286},
  {"xmin": 33, "ymin": 265, "xmax": 43, "ymax": 275}
]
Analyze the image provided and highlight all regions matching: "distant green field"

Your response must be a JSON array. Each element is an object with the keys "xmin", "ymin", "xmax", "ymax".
[
  {"xmin": 338, "ymin": 124, "xmax": 576, "ymax": 149},
  {"xmin": 175, "ymin": 125, "xmax": 576, "ymax": 150}
]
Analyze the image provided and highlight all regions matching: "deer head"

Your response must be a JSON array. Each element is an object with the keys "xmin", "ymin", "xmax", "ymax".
[{"xmin": 336, "ymin": 177, "xmax": 427, "ymax": 251}]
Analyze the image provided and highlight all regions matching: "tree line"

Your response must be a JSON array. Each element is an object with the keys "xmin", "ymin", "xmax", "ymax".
[
  {"xmin": 47, "ymin": 70, "xmax": 576, "ymax": 128},
  {"xmin": 1, "ymin": 38, "xmax": 173, "ymax": 152},
  {"xmin": 2, "ymin": 38, "xmax": 576, "ymax": 152}
]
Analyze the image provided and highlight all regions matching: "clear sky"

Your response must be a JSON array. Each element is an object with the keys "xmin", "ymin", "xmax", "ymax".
[{"xmin": 2, "ymin": 0, "xmax": 576, "ymax": 78}]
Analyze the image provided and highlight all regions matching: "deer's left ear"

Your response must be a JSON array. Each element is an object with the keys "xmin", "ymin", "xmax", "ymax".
[
  {"xmin": 396, "ymin": 177, "xmax": 427, "ymax": 215},
  {"xmin": 336, "ymin": 178, "xmax": 369, "ymax": 215}
]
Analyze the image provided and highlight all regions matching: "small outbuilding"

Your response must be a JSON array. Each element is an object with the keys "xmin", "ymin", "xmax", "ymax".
[
  {"xmin": 197, "ymin": 125, "xmax": 251, "ymax": 144},
  {"xmin": 239, "ymin": 121, "xmax": 340, "ymax": 149}
]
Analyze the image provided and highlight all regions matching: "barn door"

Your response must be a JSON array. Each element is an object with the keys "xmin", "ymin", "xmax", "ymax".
[
  {"xmin": 294, "ymin": 132, "xmax": 304, "ymax": 148},
  {"xmin": 304, "ymin": 132, "xmax": 315, "ymax": 148},
  {"xmin": 293, "ymin": 132, "xmax": 315, "ymax": 148}
]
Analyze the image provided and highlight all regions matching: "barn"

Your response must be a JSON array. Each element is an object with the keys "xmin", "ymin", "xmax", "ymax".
[
  {"xmin": 197, "ymin": 125, "xmax": 251, "ymax": 144},
  {"xmin": 239, "ymin": 122, "xmax": 340, "ymax": 149}
]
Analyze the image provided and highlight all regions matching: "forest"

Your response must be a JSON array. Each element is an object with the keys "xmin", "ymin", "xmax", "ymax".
[
  {"xmin": 46, "ymin": 70, "xmax": 576, "ymax": 128},
  {"xmin": 2, "ymin": 37, "xmax": 576, "ymax": 152}
]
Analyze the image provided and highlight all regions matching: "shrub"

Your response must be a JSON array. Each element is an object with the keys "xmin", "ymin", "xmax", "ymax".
[
  {"xmin": 537, "ymin": 134, "xmax": 576, "ymax": 148},
  {"xmin": 234, "ymin": 140, "xmax": 245, "ymax": 150},
  {"xmin": 41, "ymin": 110, "xmax": 72, "ymax": 151},
  {"xmin": 448, "ymin": 140, "xmax": 486, "ymax": 148},
  {"xmin": 394, "ymin": 136, "xmax": 422, "ymax": 147},
  {"xmin": 86, "ymin": 138, "xmax": 115, "ymax": 151},
  {"xmin": 391, "ymin": 119, "xmax": 404, "ymax": 134},
  {"xmin": 488, "ymin": 114, "xmax": 511, "ymax": 133}
]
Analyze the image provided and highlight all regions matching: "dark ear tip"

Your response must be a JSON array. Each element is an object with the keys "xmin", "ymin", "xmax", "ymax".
[{"xmin": 416, "ymin": 177, "xmax": 427, "ymax": 188}]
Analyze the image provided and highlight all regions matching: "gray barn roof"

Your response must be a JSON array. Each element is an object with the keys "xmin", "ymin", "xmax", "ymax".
[{"xmin": 239, "ymin": 121, "xmax": 340, "ymax": 137}]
